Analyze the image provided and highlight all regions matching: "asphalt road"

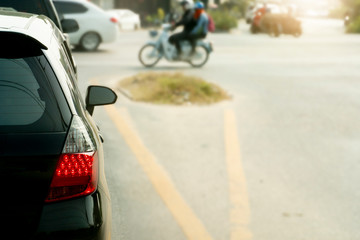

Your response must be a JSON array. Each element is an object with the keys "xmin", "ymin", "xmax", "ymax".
[{"xmin": 73, "ymin": 18, "xmax": 360, "ymax": 240}]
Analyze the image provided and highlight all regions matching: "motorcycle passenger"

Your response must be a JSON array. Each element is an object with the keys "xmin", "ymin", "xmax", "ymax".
[
  {"xmin": 169, "ymin": 0, "xmax": 196, "ymax": 58},
  {"xmin": 189, "ymin": 2, "xmax": 209, "ymax": 55}
]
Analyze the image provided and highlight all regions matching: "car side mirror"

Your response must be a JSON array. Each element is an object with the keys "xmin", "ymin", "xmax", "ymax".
[
  {"xmin": 86, "ymin": 86, "xmax": 118, "ymax": 115},
  {"xmin": 61, "ymin": 19, "xmax": 79, "ymax": 33}
]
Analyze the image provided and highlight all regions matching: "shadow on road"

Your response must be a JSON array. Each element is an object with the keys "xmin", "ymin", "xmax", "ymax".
[{"xmin": 131, "ymin": 66, "xmax": 196, "ymax": 71}]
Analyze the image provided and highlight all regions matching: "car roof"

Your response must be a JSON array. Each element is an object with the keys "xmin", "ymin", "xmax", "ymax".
[
  {"xmin": 53, "ymin": 0, "xmax": 107, "ymax": 13},
  {"xmin": 0, "ymin": 10, "xmax": 63, "ymax": 50}
]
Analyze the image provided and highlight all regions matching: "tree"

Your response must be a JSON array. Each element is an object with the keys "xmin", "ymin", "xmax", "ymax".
[
  {"xmin": 342, "ymin": 0, "xmax": 360, "ymax": 18},
  {"xmin": 342, "ymin": 0, "xmax": 360, "ymax": 33},
  {"xmin": 220, "ymin": 0, "xmax": 250, "ymax": 17}
]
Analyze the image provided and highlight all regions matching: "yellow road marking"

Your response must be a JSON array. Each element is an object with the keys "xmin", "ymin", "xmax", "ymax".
[
  {"xmin": 104, "ymin": 105, "xmax": 214, "ymax": 240},
  {"xmin": 224, "ymin": 109, "xmax": 252, "ymax": 240}
]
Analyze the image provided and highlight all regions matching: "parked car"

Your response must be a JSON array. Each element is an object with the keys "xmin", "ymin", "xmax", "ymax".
[
  {"xmin": 0, "ymin": 0, "xmax": 79, "ymax": 74},
  {"xmin": 250, "ymin": 3, "xmax": 301, "ymax": 37},
  {"xmin": 0, "ymin": 10, "xmax": 116, "ymax": 239},
  {"xmin": 260, "ymin": 13, "xmax": 302, "ymax": 37},
  {"xmin": 54, "ymin": 0, "xmax": 118, "ymax": 51},
  {"xmin": 107, "ymin": 9, "xmax": 141, "ymax": 30}
]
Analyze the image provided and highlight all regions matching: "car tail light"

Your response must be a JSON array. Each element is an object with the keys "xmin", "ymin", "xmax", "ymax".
[
  {"xmin": 110, "ymin": 17, "xmax": 118, "ymax": 23},
  {"xmin": 46, "ymin": 116, "xmax": 98, "ymax": 203}
]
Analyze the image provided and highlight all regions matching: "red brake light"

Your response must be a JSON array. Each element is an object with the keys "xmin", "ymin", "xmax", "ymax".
[
  {"xmin": 110, "ymin": 17, "xmax": 118, "ymax": 23},
  {"xmin": 46, "ymin": 152, "xmax": 98, "ymax": 203},
  {"xmin": 45, "ymin": 116, "xmax": 98, "ymax": 203}
]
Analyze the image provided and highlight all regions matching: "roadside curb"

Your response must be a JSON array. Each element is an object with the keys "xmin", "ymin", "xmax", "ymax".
[
  {"xmin": 117, "ymin": 87, "xmax": 133, "ymax": 100},
  {"xmin": 90, "ymin": 74, "xmax": 134, "ymax": 102}
]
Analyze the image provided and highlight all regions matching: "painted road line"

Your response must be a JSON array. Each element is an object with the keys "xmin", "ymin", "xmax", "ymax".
[
  {"xmin": 104, "ymin": 105, "xmax": 214, "ymax": 240},
  {"xmin": 224, "ymin": 109, "xmax": 252, "ymax": 240}
]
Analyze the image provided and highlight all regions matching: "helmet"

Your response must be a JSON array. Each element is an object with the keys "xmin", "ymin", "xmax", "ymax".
[
  {"xmin": 180, "ymin": 0, "xmax": 192, "ymax": 6},
  {"xmin": 194, "ymin": 2, "xmax": 204, "ymax": 9},
  {"xmin": 180, "ymin": 0, "xmax": 194, "ymax": 9}
]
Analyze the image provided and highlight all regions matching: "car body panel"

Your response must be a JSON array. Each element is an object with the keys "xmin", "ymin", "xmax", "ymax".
[
  {"xmin": 0, "ymin": 12, "xmax": 112, "ymax": 240},
  {"xmin": 54, "ymin": 0, "xmax": 118, "ymax": 46},
  {"xmin": 107, "ymin": 9, "xmax": 141, "ymax": 30}
]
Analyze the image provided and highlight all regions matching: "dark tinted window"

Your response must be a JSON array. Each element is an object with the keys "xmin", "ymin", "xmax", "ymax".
[
  {"xmin": 0, "ymin": 0, "xmax": 48, "ymax": 15},
  {"xmin": 54, "ymin": 1, "xmax": 87, "ymax": 14},
  {"xmin": 0, "ymin": 55, "xmax": 70, "ymax": 133}
]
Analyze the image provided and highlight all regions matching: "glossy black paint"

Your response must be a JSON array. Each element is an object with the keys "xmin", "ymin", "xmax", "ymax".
[
  {"xmin": 86, "ymin": 86, "xmax": 118, "ymax": 115},
  {"xmin": 36, "ymin": 189, "xmax": 111, "ymax": 240},
  {"xmin": 0, "ymin": 153, "xmax": 59, "ymax": 238}
]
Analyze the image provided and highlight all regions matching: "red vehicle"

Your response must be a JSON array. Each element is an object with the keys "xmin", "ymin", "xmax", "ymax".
[
  {"xmin": 250, "ymin": 3, "xmax": 302, "ymax": 37},
  {"xmin": 251, "ymin": 5, "xmax": 267, "ymax": 33}
]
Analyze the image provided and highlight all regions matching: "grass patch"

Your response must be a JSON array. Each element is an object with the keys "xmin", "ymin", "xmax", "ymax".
[{"xmin": 118, "ymin": 72, "xmax": 230, "ymax": 105}]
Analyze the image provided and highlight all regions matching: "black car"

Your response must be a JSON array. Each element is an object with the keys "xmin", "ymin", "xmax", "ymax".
[{"xmin": 0, "ymin": 11, "xmax": 116, "ymax": 239}]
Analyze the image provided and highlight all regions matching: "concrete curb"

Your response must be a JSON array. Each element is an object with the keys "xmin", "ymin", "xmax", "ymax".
[{"xmin": 117, "ymin": 87, "xmax": 133, "ymax": 101}]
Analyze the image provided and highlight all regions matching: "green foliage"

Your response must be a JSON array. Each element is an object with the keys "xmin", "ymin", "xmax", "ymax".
[
  {"xmin": 145, "ymin": 8, "xmax": 165, "ymax": 27},
  {"xmin": 157, "ymin": 8, "xmax": 165, "ymax": 21},
  {"xmin": 208, "ymin": 10, "xmax": 238, "ymax": 31},
  {"xmin": 145, "ymin": 15, "xmax": 155, "ymax": 24},
  {"xmin": 340, "ymin": 0, "xmax": 360, "ymax": 32},
  {"xmin": 342, "ymin": 0, "xmax": 360, "ymax": 18},
  {"xmin": 220, "ymin": 0, "xmax": 250, "ymax": 17},
  {"xmin": 347, "ymin": 16, "xmax": 360, "ymax": 33}
]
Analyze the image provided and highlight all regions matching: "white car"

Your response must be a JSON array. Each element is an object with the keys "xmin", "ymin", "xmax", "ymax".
[
  {"xmin": 107, "ymin": 9, "xmax": 141, "ymax": 31},
  {"xmin": 54, "ymin": 0, "xmax": 118, "ymax": 51}
]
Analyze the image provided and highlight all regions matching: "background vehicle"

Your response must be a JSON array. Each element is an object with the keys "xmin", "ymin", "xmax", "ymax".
[
  {"xmin": 139, "ymin": 24, "xmax": 213, "ymax": 68},
  {"xmin": 54, "ymin": 0, "xmax": 118, "ymax": 51},
  {"xmin": 250, "ymin": 3, "xmax": 301, "ymax": 37},
  {"xmin": 1, "ymin": 0, "xmax": 69, "ymax": 32},
  {"xmin": 251, "ymin": 3, "xmax": 285, "ymax": 33},
  {"xmin": 0, "ymin": 11, "xmax": 116, "ymax": 239},
  {"xmin": 260, "ymin": 13, "xmax": 302, "ymax": 37},
  {"xmin": 107, "ymin": 9, "xmax": 141, "ymax": 30}
]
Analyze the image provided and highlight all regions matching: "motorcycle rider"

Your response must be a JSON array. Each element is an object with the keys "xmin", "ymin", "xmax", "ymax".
[
  {"xmin": 189, "ymin": 2, "xmax": 209, "ymax": 55},
  {"xmin": 169, "ymin": 0, "xmax": 196, "ymax": 58}
]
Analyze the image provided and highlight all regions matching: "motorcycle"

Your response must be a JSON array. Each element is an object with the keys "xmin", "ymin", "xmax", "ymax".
[{"xmin": 138, "ymin": 23, "xmax": 213, "ymax": 68}]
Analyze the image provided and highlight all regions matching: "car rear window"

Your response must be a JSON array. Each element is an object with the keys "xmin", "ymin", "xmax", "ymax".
[
  {"xmin": 0, "ymin": 53, "xmax": 70, "ymax": 133},
  {"xmin": 54, "ymin": 1, "xmax": 88, "ymax": 14},
  {"xmin": 0, "ymin": 0, "xmax": 48, "ymax": 15}
]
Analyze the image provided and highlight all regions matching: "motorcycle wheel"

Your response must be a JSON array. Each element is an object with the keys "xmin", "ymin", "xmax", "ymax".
[
  {"xmin": 138, "ymin": 44, "xmax": 162, "ymax": 67},
  {"xmin": 189, "ymin": 45, "xmax": 209, "ymax": 68}
]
